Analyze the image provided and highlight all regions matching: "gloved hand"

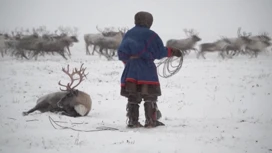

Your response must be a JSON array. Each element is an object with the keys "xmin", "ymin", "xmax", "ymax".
[{"xmin": 171, "ymin": 48, "xmax": 182, "ymax": 57}]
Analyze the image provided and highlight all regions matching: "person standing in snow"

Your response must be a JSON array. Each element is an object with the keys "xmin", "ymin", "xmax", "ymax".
[{"xmin": 117, "ymin": 11, "xmax": 182, "ymax": 128}]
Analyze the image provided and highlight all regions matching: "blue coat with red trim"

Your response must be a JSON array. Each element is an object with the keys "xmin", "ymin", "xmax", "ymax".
[{"xmin": 118, "ymin": 25, "xmax": 172, "ymax": 86}]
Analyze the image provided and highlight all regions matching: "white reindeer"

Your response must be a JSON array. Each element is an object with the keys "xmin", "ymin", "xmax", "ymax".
[
  {"xmin": 197, "ymin": 39, "xmax": 232, "ymax": 59},
  {"xmin": 244, "ymin": 33, "xmax": 271, "ymax": 58},
  {"xmin": 220, "ymin": 27, "xmax": 252, "ymax": 56},
  {"xmin": 166, "ymin": 29, "xmax": 202, "ymax": 55},
  {"xmin": 84, "ymin": 33, "xmax": 105, "ymax": 55},
  {"xmin": 84, "ymin": 26, "xmax": 127, "ymax": 58}
]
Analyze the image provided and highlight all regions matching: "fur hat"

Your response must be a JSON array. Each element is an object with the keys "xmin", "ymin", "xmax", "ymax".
[{"xmin": 134, "ymin": 11, "xmax": 153, "ymax": 28}]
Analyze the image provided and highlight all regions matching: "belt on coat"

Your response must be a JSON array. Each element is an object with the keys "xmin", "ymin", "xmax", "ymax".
[{"xmin": 129, "ymin": 55, "xmax": 139, "ymax": 59}]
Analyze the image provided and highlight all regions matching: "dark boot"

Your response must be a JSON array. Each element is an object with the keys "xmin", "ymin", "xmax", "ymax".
[
  {"xmin": 154, "ymin": 103, "xmax": 162, "ymax": 120},
  {"xmin": 144, "ymin": 102, "xmax": 165, "ymax": 128},
  {"xmin": 126, "ymin": 103, "xmax": 143, "ymax": 128}
]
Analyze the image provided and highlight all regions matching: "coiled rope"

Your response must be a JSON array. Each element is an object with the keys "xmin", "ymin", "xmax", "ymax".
[{"xmin": 156, "ymin": 50, "xmax": 184, "ymax": 78}]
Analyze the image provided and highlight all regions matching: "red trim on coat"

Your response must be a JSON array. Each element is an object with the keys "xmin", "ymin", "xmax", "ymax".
[
  {"xmin": 121, "ymin": 78, "xmax": 160, "ymax": 86},
  {"xmin": 167, "ymin": 47, "xmax": 172, "ymax": 57},
  {"xmin": 126, "ymin": 78, "xmax": 137, "ymax": 83},
  {"xmin": 137, "ymin": 81, "xmax": 160, "ymax": 85}
]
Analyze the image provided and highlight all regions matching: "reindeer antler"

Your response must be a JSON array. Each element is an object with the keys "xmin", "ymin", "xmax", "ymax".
[
  {"xmin": 118, "ymin": 27, "xmax": 129, "ymax": 34},
  {"xmin": 237, "ymin": 27, "xmax": 242, "ymax": 37},
  {"xmin": 183, "ymin": 28, "xmax": 198, "ymax": 37},
  {"xmin": 183, "ymin": 29, "xmax": 189, "ymax": 37},
  {"xmin": 58, "ymin": 63, "xmax": 89, "ymax": 91},
  {"xmin": 262, "ymin": 32, "xmax": 269, "ymax": 36},
  {"xmin": 96, "ymin": 25, "xmax": 104, "ymax": 33},
  {"xmin": 71, "ymin": 27, "xmax": 78, "ymax": 36},
  {"xmin": 237, "ymin": 27, "xmax": 251, "ymax": 37}
]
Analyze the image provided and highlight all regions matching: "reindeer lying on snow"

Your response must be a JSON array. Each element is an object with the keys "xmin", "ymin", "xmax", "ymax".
[{"xmin": 22, "ymin": 64, "xmax": 92, "ymax": 117}]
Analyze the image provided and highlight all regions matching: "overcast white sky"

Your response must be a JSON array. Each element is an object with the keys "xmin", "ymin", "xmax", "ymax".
[{"xmin": 0, "ymin": 0, "xmax": 271, "ymax": 44}]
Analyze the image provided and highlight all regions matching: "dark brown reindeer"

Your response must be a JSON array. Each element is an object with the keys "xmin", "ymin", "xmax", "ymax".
[{"xmin": 23, "ymin": 64, "xmax": 92, "ymax": 117}]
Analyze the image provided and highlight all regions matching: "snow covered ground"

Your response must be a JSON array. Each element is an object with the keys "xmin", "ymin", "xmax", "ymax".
[
  {"xmin": 0, "ymin": 50, "xmax": 271, "ymax": 153},
  {"xmin": 1, "ymin": 0, "xmax": 272, "ymax": 152}
]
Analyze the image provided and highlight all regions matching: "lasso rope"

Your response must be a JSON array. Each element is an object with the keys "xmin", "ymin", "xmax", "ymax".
[
  {"xmin": 48, "ymin": 116, "xmax": 119, "ymax": 132},
  {"xmin": 156, "ymin": 50, "xmax": 184, "ymax": 78}
]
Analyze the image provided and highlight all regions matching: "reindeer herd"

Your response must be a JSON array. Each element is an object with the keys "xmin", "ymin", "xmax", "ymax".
[
  {"xmin": 84, "ymin": 26, "xmax": 128, "ymax": 60},
  {"xmin": 0, "ymin": 26, "xmax": 271, "ymax": 60},
  {"xmin": 0, "ymin": 26, "xmax": 80, "ymax": 60},
  {"xmin": 166, "ymin": 28, "xmax": 271, "ymax": 59}
]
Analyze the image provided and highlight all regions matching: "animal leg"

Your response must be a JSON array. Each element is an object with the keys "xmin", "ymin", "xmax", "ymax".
[
  {"xmin": 85, "ymin": 43, "xmax": 90, "ymax": 55},
  {"xmin": 254, "ymin": 51, "xmax": 258, "ymax": 58},
  {"xmin": 196, "ymin": 51, "xmax": 201, "ymax": 59},
  {"xmin": 58, "ymin": 51, "xmax": 68, "ymax": 60},
  {"xmin": 66, "ymin": 47, "xmax": 71, "ymax": 56},
  {"xmin": 219, "ymin": 51, "xmax": 225, "ymax": 59},
  {"xmin": 198, "ymin": 51, "xmax": 206, "ymax": 59},
  {"xmin": 22, "ymin": 101, "xmax": 50, "ymax": 116},
  {"xmin": 105, "ymin": 49, "xmax": 109, "ymax": 56},
  {"xmin": 1, "ymin": 50, "xmax": 4, "ymax": 57},
  {"xmin": 192, "ymin": 48, "xmax": 198, "ymax": 54},
  {"xmin": 92, "ymin": 45, "xmax": 96, "ymax": 55},
  {"xmin": 112, "ymin": 50, "xmax": 115, "ymax": 56},
  {"xmin": 20, "ymin": 50, "xmax": 29, "ymax": 60},
  {"xmin": 234, "ymin": 50, "xmax": 240, "ymax": 56},
  {"xmin": 32, "ymin": 51, "xmax": 40, "ymax": 60},
  {"xmin": 99, "ymin": 47, "xmax": 104, "ymax": 56}
]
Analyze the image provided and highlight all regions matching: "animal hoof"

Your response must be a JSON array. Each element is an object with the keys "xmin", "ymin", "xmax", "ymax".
[{"xmin": 22, "ymin": 112, "xmax": 28, "ymax": 116}]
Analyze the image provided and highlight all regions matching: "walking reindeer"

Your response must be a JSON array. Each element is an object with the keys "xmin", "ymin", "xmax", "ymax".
[
  {"xmin": 0, "ymin": 33, "xmax": 9, "ymax": 57},
  {"xmin": 23, "ymin": 64, "xmax": 92, "ymax": 117},
  {"xmin": 84, "ymin": 26, "xmax": 128, "ymax": 59},
  {"xmin": 220, "ymin": 27, "xmax": 252, "ymax": 56},
  {"xmin": 96, "ymin": 27, "xmax": 127, "ymax": 59},
  {"xmin": 197, "ymin": 39, "xmax": 231, "ymax": 59},
  {"xmin": 244, "ymin": 32, "xmax": 271, "ymax": 57},
  {"xmin": 84, "ymin": 26, "xmax": 118, "ymax": 56},
  {"xmin": 166, "ymin": 29, "xmax": 201, "ymax": 55},
  {"xmin": 2, "ymin": 26, "xmax": 79, "ymax": 60},
  {"xmin": 197, "ymin": 27, "xmax": 252, "ymax": 59}
]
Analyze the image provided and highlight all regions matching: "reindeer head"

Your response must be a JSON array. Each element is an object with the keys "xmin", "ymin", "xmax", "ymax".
[
  {"xmin": 259, "ymin": 32, "xmax": 271, "ymax": 42},
  {"xmin": 70, "ymin": 36, "xmax": 79, "ymax": 42},
  {"xmin": 183, "ymin": 29, "xmax": 201, "ymax": 42},
  {"xmin": 96, "ymin": 25, "xmax": 115, "ymax": 36},
  {"xmin": 237, "ymin": 27, "xmax": 252, "ymax": 44},
  {"xmin": 263, "ymin": 40, "xmax": 271, "ymax": 46},
  {"xmin": 3, "ymin": 33, "xmax": 10, "ymax": 39}
]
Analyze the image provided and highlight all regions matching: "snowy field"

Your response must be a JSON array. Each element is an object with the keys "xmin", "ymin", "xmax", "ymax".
[
  {"xmin": 0, "ymin": 49, "xmax": 272, "ymax": 153},
  {"xmin": 1, "ymin": 0, "xmax": 272, "ymax": 152}
]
